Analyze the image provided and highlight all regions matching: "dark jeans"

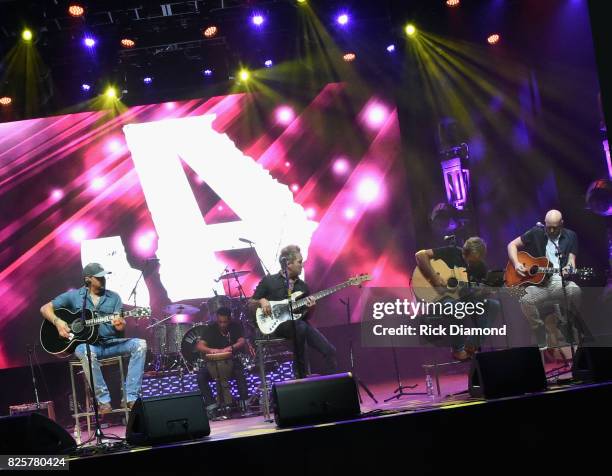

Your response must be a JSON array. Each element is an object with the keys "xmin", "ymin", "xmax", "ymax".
[
  {"xmin": 197, "ymin": 357, "xmax": 249, "ymax": 407},
  {"xmin": 274, "ymin": 319, "xmax": 337, "ymax": 378}
]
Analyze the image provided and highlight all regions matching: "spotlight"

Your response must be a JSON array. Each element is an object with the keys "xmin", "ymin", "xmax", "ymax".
[
  {"xmin": 0, "ymin": 96, "xmax": 12, "ymax": 106},
  {"xmin": 446, "ymin": 0, "xmax": 460, "ymax": 7},
  {"xmin": 239, "ymin": 69, "xmax": 251, "ymax": 81},
  {"xmin": 336, "ymin": 13, "xmax": 349, "ymax": 26},
  {"xmin": 252, "ymin": 14, "xmax": 265, "ymax": 26},
  {"xmin": 81, "ymin": 83, "xmax": 91, "ymax": 91},
  {"xmin": 264, "ymin": 59, "xmax": 273, "ymax": 68},
  {"xmin": 22, "ymin": 29, "xmax": 33, "ymax": 41},
  {"xmin": 203, "ymin": 69, "xmax": 213, "ymax": 76},
  {"xmin": 405, "ymin": 24, "xmax": 416, "ymax": 37},
  {"xmin": 105, "ymin": 87, "xmax": 117, "ymax": 98},
  {"xmin": 121, "ymin": 38, "xmax": 135, "ymax": 48},
  {"xmin": 83, "ymin": 36, "xmax": 96, "ymax": 47},
  {"xmin": 487, "ymin": 33, "xmax": 500, "ymax": 45},
  {"xmin": 586, "ymin": 179, "xmax": 612, "ymax": 216},
  {"xmin": 297, "ymin": 0, "xmax": 307, "ymax": 3},
  {"xmin": 203, "ymin": 25, "xmax": 218, "ymax": 38},
  {"xmin": 386, "ymin": 44, "xmax": 396, "ymax": 52},
  {"xmin": 343, "ymin": 52, "xmax": 356, "ymax": 62},
  {"xmin": 68, "ymin": 4, "xmax": 85, "ymax": 17},
  {"xmin": 143, "ymin": 77, "xmax": 153, "ymax": 84}
]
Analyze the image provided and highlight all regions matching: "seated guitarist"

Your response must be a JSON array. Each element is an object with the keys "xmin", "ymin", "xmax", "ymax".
[
  {"xmin": 415, "ymin": 237, "xmax": 500, "ymax": 361},
  {"xmin": 40, "ymin": 263, "xmax": 147, "ymax": 413},
  {"xmin": 507, "ymin": 209, "xmax": 581, "ymax": 349},
  {"xmin": 249, "ymin": 245, "xmax": 337, "ymax": 378}
]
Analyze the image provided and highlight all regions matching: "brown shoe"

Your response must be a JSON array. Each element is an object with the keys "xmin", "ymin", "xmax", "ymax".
[
  {"xmin": 98, "ymin": 402, "xmax": 112, "ymax": 414},
  {"xmin": 451, "ymin": 350, "xmax": 471, "ymax": 361}
]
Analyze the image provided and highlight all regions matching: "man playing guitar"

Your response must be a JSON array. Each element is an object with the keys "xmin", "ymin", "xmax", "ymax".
[
  {"xmin": 40, "ymin": 263, "xmax": 147, "ymax": 413},
  {"xmin": 507, "ymin": 209, "xmax": 582, "ymax": 349}
]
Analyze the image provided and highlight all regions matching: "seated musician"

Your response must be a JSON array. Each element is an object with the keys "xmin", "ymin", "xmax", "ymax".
[
  {"xmin": 507, "ymin": 209, "xmax": 581, "ymax": 349},
  {"xmin": 195, "ymin": 307, "xmax": 250, "ymax": 415},
  {"xmin": 415, "ymin": 237, "xmax": 500, "ymax": 361}
]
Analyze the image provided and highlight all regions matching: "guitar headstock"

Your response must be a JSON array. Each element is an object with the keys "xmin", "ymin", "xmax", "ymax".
[
  {"xmin": 348, "ymin": 274, "xmax": 372, "ymax": 286},
  {"xmin": 125, "ymin": 306, "xmax": 152, "ymax": 319}
]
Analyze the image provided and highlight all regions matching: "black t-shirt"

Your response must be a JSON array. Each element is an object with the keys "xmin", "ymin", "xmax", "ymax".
[
  {"xmin": 432, "ymin": 246, "xmax": 487, "ymax": 282},
  {"xmin": 251, "ymin": 272, "xmax": 312, "ymax": 321},
  {"xmin": 520, "ymin": 226, "xmax": 578, "ymax": 268},
  {"xmin": 200, "ymin": 321, "xmax": 244, "ymax": 350}
]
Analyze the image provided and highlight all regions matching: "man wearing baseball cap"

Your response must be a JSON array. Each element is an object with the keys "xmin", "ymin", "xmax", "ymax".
[{"xmin": 40, "ymin": 263, "xmax": 147, "ymax": 413}]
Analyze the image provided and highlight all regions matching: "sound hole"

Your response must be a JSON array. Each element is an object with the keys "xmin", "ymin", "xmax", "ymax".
[
  {"xmin": 528, "ymin": 265, "xmax": 539, "ymax": 276},
  {"xmin": 447, "ymin": 277, "xmax": 458, "ymax": 288},
  {"xmin": 71, "ymin": 321, "xmax": 84, "ymax": 333}
]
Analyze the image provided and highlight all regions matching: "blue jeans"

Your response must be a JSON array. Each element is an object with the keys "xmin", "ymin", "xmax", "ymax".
[
  {"xmin": 74, "ymin": 338, "xmax": 147, "ymax": 404},
  {"xmin": 451, "ymin": 298, "xmax": 501, "ymax": 352}
]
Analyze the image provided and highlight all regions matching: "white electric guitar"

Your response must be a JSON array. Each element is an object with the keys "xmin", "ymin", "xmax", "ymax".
[{"xmin": 255, "ymin": 274, "xmax": 372, "ymax": 334}]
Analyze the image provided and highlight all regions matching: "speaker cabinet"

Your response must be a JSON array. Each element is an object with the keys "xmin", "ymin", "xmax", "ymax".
[
  {"xmin": 469, "ymin": 347, "xmax": 547, "ymax": 399},
  {"xmin": 272, "ymin": 372, "xmax": 361, "ymax": 428},
  {"xmin": 573, "ymin": 346, "xmax": 612, "ymax": 382},
  {"xmin": 126, "ymin": 392, "xmax": 210, "ymax": 445},
  {"xmin": 0, "ymin": 412, "xmax": 76, "ymax": 455}
]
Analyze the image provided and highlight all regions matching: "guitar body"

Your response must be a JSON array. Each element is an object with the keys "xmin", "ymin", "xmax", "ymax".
[
  {"xmin": 40, "ymin": 308, "xmax": 99, "ymax": 358},
  {"xmin": 504, "ymin": 252, "xmax": 550, "ymax": 287},
  {"xmin": 256, "ymin": 292, "xmax": 304, "ymax": 335},
  {"xmin": 412, "ymin": 259, "xmax": 468, "ymax": 302}
]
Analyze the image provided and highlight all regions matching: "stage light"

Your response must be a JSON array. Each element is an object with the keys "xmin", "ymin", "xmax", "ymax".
[
  {"xmin": 586, "ymin": 179, "xmax": 612, "ymax": 216},
  {"xmin": 90, "ymin": 177, "xmax": 106, "ymax": 190},
  {"xmin": 83, "ymin": 36, "xmax": 96, "ymax": 47},
  {"xmin": 22, "ymin": 29, "xmax": 33, "ymax": 41},
  {"xmin": 356, "ymin": 177, "xmax": 381, "ymax": 204},
  {"xmin": 105, "ymin": 87, "xmax": 117, "ymax": 98},
  {"xmin": 405, "ymin": 24, "xmax": 416, "ymax": 37},
  {"xmin": 386, "ymin": 44, "xmax": 396, "ymax": 52},
  {"xmin": 264, "ymin": 59, "xmax": 273, "ymax": 68},
  {"xmin": 68, "ymin": 4, "xmax": 85, "ymax": 17},
  {"xmin": 239, "ymin": 69, "xmax": 251, "ymax": 81},
  {"xmin": 343, "ymin": 52, "xmax": 356, "ymax": 62},
  {"xmin": 252, "ymin": 14, "xmax": 265, "ymax": 26},
  {"xmin": 344, "ymin": 207, "xmax": 356, "ymax": 220},
  {"xmin": 291, "ymin": 184, "xmax": 300, "ymax": 192},
  {"xmin": 203, "ymin": 25, "xmax": 218, "ymax": 38},
  {"xmin": 305, "ymin": 207, "xmax": 316, "ymax": 219},
  {"xmin": 365, "ymin": 103, "xmax": 389, "ymax": 128},
  {"xmin": 121, "ymin": 38, "xmax": 135, "ymax": 48},
  {"xmin": 81, "ymin": 83, "xmax": 91, "ymax": 91},
  {"xmin": 50, "ymin": 189, "xmax": 64, "ymax": 201},
  {"xmin": 0, "ymin": 96, "xmax": 12, "ymax": 106},
  {"xmin": 446, "ymin": 0, "xmax": 460, "ymax": 7},
  {"xmin": 333, "ymin": 158, "xmax": 350, "ymax": 175},
  {"xmin": 275, "ymin": 106, "xmax": 295, "ymax": 125},
  {"xmin": 70, "ymin": 226, "xmax": 88, "ymax": 244},
  {"xmin": 143, "ymin": 77, "xmax": 153, "ymax": 84},
  {"xmin": 203, "ymin": 69, "xmax": 213, "ymax": 76},
  {"xmin": 297, "ymin": 0, "xmax": 307, "ymax": 4},
  {"xmin": 336, "ymin": 13, "xmax": 350, "ymax": 26},
  {"xmin": 487, "ymin": 34, "xmax": 500, "ymax": 45}
]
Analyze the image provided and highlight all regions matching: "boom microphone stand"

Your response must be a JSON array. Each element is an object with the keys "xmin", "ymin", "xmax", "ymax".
[{"xmin": 340, "ymin": 297, "xmax": 377, "ymax": 404}]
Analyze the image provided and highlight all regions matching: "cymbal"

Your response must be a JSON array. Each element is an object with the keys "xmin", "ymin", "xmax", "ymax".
[
  {"xmin": 217, "ymin": 270, "xmax": 250, "ymax": 280},
  {"xmin": 163, "ymin": 303, "xmax": 200, "ymax": 315}
]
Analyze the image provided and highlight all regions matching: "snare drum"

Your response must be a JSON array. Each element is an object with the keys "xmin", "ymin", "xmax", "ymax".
[{"xmin": 205, "ymin": 352, "xmax": 234, "ymax": 406}]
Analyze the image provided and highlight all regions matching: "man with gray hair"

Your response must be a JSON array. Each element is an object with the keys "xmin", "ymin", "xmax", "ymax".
[
  {"xmin": 507, "ymin": 209, "xmax": 582, "ymax": 349},
  {"xmin": 250, "ymin": 245, "xmax": 337, "ymax": 378}
]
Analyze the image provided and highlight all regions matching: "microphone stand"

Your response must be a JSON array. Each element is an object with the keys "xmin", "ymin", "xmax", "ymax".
[
  {"xmin": 26, "ymin": 345, "xmax": 41, "ymax": 410},
  {"xmin": 127, "ymin": 260, "xmax": 152, "ymax": 307},
  {"xmin": 552, "ymin": 242, "xmax": 579, "ymax": 363},
  {"xmin": 340, "ymin": 297, "xmax": 377, "ymax": 404},
  {"xmin": 282, "ymin": 260, "xmax": 304, "ymax": 379},
  {"xmin": 248, "ymin": 242, "xmax": 271, "ymax": 276}
]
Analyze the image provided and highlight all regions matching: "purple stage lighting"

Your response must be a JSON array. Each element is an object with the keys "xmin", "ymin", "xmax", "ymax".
[
  {"xmin": 387, "ymin": 44, "xmax": 396, "ymax": 52},
  {"xmin": 83, "ymin": 37, "xmax": 96, "ymax": 47},
  {"xmin": 81, "ymin": 83, "xmax": 91, "ymax": 91},
  {"xmin": 143, "ymin": 77, "xmax": 153, "ymax": 84},
  {"xmin": 203, "ymin": 69, "xmax": 213, "ymax": 76},
  {"xmin": 264, "ymin": 59, "xmax": 273, "ymax": 68},
  {"xmin": 336, "ymin": 13, "xmax": 349, "ymax": 26},
  {"xmin": 252, "ymin": 14, "xmax": 265, "ymax": 26}
]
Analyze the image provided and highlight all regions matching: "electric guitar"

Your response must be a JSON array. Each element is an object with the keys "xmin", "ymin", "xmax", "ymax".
[
  {"xmin": 504, "ymin": 251, "xmax": 593, "ymax": 287},
  {"xmin": 411, "ymin": 260, "xmax": 491, "ymax": 303},
  {"xmin": 255, "ymin": 274, "xmax": 371, "ymax": 334},
  {"xmin": 40, "ymin": 307, "xmax": 151, "ymax": 357}
]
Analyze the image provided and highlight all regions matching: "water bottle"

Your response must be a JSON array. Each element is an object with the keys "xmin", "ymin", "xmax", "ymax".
[{"xmin": 425, "ymin": 373, "xmax": 435, "ymax": 398}]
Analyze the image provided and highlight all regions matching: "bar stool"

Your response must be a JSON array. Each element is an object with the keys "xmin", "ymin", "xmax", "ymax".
[{"xmin": 69, "ymin": 356, "xmax": 130, "ymax": 444}]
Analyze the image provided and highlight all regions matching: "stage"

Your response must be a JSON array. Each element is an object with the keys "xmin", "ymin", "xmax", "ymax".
[{"xmin": 63, "ymin": 366, "xmax": 611, "ymax": 473}]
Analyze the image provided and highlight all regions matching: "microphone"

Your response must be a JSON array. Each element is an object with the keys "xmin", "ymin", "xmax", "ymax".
[
  {"xmin": 443, "ymin": 234, "xmax": 456, "ymax": 242},
  {"xmin": 239, "ymin": 237, "xmax": 255, "ymax": 245},
  {"xmin": 280, "ymin": 256, "xmax": 288, "ymax": 263},
  {"xmin": 536, "ymin": 222, "xmax": 545, "ymax": 228},
  {"xmin": 144, "ymin": 257, "xmax": 160, "ymax": 262}
]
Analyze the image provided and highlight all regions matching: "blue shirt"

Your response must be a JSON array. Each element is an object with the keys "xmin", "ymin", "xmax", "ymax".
[{"xmin": 52, "ymin": 287, "xmax": 123, "ymax": 342}]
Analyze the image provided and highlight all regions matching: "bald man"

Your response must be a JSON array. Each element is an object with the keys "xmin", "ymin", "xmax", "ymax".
[{"xmin": 507, "ymin": 210, "xmax": 581, "ymax": 349}]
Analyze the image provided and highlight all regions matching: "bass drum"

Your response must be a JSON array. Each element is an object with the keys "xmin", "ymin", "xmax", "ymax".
[{"xmin": 180, "ymin": 324, "xmax": 207, "ymax": 367}]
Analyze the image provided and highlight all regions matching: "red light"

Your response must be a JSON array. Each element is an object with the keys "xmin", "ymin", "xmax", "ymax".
[
  {"xmin": 68, "ymin": 4, "xmax": 85, "ymax": 17},
  {"xmin": 487, "ymin": 34, "xmax": 500, "ymax": 45},
  {"xmin": 203, "ymin": 25, "xmax": 218, "ymax": 38},
  {"xmin": 121, "ymin": 38, "xmax": 135, "ymax": 48},
  {"xmin": 0, "ymin": 96, "xmax": 12, "ymax": 106}
]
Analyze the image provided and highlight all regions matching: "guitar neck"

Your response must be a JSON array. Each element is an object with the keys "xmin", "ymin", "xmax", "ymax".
[
  {"xmin": 294, "ymin": 281, "xmax": 353, "ymax": 308},
  {"xmin": 85, "ymin": 312, "xmax": 123, "ymax": 326}
]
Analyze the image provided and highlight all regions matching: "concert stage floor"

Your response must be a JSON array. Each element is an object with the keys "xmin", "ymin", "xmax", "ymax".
[{"xmin": 67, "ymin": 364, "xmax": 610, "ymax": 474}]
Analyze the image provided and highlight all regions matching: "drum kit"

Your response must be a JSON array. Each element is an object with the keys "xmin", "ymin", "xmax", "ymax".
[{"xmin": 145, "ymin": 269, "xmax": 256, "ymax": 374}]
